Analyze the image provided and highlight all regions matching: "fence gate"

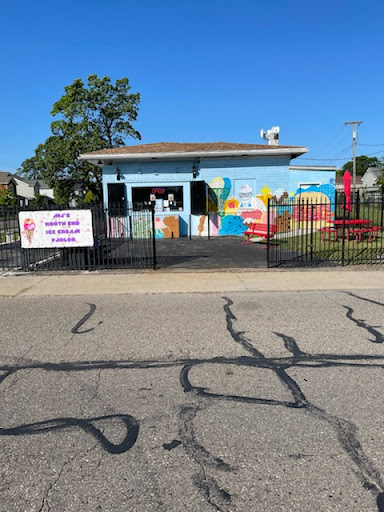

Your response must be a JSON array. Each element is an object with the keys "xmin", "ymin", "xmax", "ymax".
[
  {"xmin": 0, "ymin": 204, "xmax": 156, "ymax": 272},
  {"xmin": 267, "ymin": 193, "xmax": 384, "ymax": 267}
]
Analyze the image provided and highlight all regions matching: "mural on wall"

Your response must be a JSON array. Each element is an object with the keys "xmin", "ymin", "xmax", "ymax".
[
  {"xmin": 192, "ymin": 212, "xmax": 220, "ymax": 237},
  {"xmin": 209, "ymin": 177, "xmax": 231, "ymax": 217},
  {"xmin": 155, "ymin": 215, "xmax": 180, "ymax": 238},
  {"xmin": 132, "ymin": 217, "xmax": 152, "ymax": 238},
  {"xmin": 290, "ymin": 183, "xmax": 335, "ymax": 228},
  {"xmin": 193, "ymin": 176, "xmax": 335, "ymax": 237},
  {"xmin": 194, "ymin": 177, "xmax": 284, "ymax": 237}
]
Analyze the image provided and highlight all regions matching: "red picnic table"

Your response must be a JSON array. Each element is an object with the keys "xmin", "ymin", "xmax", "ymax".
[{"xmin": 320, "ymin": 219, "xmax": 382, "ymax": 243}]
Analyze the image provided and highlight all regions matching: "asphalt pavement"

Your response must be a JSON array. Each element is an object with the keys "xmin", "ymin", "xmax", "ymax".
[{"xmin": 1, "ymin": 288, "xmax": 384, "ymax": 511}]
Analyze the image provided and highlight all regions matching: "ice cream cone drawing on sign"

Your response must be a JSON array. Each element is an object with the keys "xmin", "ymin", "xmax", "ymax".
[{"xmin": 23, "ymin": 218, "xmax": 36, "ymax": 245}]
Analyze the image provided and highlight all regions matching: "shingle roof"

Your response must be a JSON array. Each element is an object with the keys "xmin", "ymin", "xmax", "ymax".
[
  {"xmin": 83, "ymin": 142, "xmax": 305, "ymax": 156},
  {"xmin": 336, "ymin": 175, "xmax": 363, "ymax": 185},
  {"xmin": 0, "ymin": 172, "xmax": 14, "ymax": 185},
  {"xmin": 365, "ymin": 167, "xmax": 383, "ymax": 177},
  {"xmin": 13, "ymin": 175, "xmax": 35, "ymax": 185}
]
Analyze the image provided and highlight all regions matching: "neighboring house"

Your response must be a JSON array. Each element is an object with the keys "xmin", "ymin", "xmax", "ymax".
[
  {"xmin": 12, "ymin": 176, "xmax": 54, "ymax": 206},
  {"xmin": 12, "ymin": 176, "xmax": 36, "ymax": 206},
  {"xmin": 36, "ymin": 179, "xmax": 54, "ymax": 201},
  {"xmin": 362, "ymin": 167, "xmax": 383, "ymax": 189},
  {"xmin": 0, "ymin": 172, "xmax": 17, "ymax": 196},
  {"xmin": 335, "ymin": 174, "xmax": 363, "ymax": 192},
  {"xmin": 80, "ymin": 142, "xmax": 337, "ymax": 238}
]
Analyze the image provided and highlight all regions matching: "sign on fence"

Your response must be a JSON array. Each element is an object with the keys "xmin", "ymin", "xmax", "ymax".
[{"xmin": 19, "ymin": 210, "xmax": 94, "ymax": 249}]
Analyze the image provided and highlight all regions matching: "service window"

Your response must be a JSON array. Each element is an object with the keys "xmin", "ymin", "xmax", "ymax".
[{"xmin": 132, "ymin": 186, "xmax": 184, "ymax": 211}]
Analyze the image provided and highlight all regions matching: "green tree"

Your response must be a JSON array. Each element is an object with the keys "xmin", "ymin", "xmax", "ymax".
[
  {"xmin": 29, "ymin": 193, "xmax": 50, "ymax": 207},
  {"xmin": 376, "ymin": 171, "xmax": 384, "ymax": 193},
  {"xmin": 19, "ymin": 75, "xmax": 141, "ymax": 203},
  {"xmin": 83, "ymin": 190, "xmax": 98, "ymax": 204},
  {"xmin": 0, "ymin": 187, "xmax": 17, "ymax": 207},
  {"xmin": 340, "ymin": 155, "xmax": 384, "ymax": 176}
]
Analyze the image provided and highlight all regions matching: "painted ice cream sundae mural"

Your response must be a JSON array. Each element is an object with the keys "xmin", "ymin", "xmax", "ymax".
[
  {"xmin": 193, "ymin": 176, "xmax": 335, "ymax": 237},
  {"xmin": 23, "ymin": 218, "xmax": 36, "ymax": 244},
  {"xmin": 194, "ymin": 178, "xmax": 281, "ymax": 237}
]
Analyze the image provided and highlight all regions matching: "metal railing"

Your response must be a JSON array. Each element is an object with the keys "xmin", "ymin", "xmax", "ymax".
[
  {"xmin": 267, "ymin": 192, "xmax": 384, "ymax": 267},
  {"xmin": 0, "ymin": 203, "xmax": 156, "ymax": 272}
]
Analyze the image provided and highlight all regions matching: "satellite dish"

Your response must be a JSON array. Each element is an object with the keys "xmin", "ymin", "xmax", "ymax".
[{"xmin": 260, "ymin": 129, "xmax": 267, "ymax": 141}]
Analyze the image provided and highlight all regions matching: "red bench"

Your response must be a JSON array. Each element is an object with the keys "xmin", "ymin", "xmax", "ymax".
[{"xmin": 242, "ymin": 223, "xmax": 277, "ymax": 245}]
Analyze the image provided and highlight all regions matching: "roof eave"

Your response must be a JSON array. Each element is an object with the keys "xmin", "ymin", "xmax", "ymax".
[
  {"xmin": 290, "ymin": 165, "xmax": 339, "ymax": 171},
  {"xmin": 80, "ymin": 147, "xmax": 309, "ymax": 164}
]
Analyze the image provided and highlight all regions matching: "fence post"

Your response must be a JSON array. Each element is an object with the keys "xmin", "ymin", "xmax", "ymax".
[
  {"xmin": 310, "ymin": 199, "xmax": 314, "ymax": 261},
  {"xmin": 151, "ymin": 205, "xmax": 157, "ymax": 270},
  {"xmin": 341, "ymin": 195, "xmax": 346, "ymax": 266},
  {"xmin": 356, "ymin": 190, "xmax": 360, "ymax": 219},
  {"xmin": 335, "ymin": 191, "xmax": 338, "ymax": 219},
  {"xmin": 267, "ymin": 199, "xmax": 270, "ymax": 266},
  {"xmin": 381, "ymin": 193, "xmax": 384, "ymax": 228}
]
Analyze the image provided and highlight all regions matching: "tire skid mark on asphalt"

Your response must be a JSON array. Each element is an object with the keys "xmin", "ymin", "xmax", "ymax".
[{"xmin": 71, "ymin": 303, "xmax": 97, "ymax": 334}]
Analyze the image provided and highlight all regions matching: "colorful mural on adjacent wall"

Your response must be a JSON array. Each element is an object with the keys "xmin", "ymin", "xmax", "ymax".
[
  {"xmin": 132, "ymin": 217, "xmax": 152, "ymax": 238},
  {"xmin": 290, "ymin": 183, "xmax": 335, "ymax": 228},
  {"xmin": 155, "ymin": 215, "xmax": 180, "ymax": 238},
  {"xmin": 193, "ymin": 175, "xmax": 336, "ymax": 237}
]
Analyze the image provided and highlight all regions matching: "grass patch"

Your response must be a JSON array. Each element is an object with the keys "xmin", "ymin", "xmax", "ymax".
[{"xmin": 277, "ymin": 231, "xmax": 384, "ymax": 263}]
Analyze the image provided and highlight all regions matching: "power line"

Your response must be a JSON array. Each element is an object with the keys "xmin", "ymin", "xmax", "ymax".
[
  {"xmin": 298, "ymin": 149, "xmax": 384, "ymax": 162},
  {"xmin": 302, "ymin": 144, "xmax": 352, "ymax": 164},
  {"xmin": 364, "ymin": 149, "xmax": 384, "ymax": 156},
  {"xmin": 358, "ymin": 143, "xmax": 384, "ymax": 147},
  {"xmin": 298, "ymin": 157, "xmax": 352, "ymax": 161},
  {"xmin": 310, "ymin": 130, "xmax": 350, "ymax": 159}
]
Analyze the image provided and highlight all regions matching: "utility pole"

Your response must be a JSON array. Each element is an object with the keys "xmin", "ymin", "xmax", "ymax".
[{"xmin": 344, "ymin": 121, "xmax": 363, "ymax": 189}]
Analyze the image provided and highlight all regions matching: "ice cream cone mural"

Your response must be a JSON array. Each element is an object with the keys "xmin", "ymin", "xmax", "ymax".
[
  {"xmin": 209, "ymin": 177, "xmax": 231, "ymax": 218},
  {"xmin": 23, "ymin": 218, "xmax": 36, "ymax": 245}
]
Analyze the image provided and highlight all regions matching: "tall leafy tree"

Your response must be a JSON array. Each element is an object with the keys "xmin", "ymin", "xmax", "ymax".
[
  {"xmin": 20, "ymin": 75, "xmax": 141, "ymax": 203},
  {"xmin": 341, "ymin": 155, "xmax": 383, "ymax": 176}
]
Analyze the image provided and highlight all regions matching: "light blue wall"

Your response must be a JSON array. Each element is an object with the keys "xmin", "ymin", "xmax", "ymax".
[
  {"xmin": 102, "ymin": 158, "xmax": 336, "ymax": 236},
  {"xmin": 103, "ymin": 160, "xmax": 194, "ymax": 236},
  {"xmin": 289, "ymin": 169, "xmax": 336, "ymax": 201}
]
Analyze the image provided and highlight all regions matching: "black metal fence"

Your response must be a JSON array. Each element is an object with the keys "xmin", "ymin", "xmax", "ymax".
[
  {"xmin": 0, "ymin": 204, "xmax": 156, "ymax": 272},
  {"xmin": 267, "ymin": 192, "xmax": 384, "ymax": 267}
]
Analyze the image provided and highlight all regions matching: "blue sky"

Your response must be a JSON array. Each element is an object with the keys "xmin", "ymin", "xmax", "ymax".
[{"xmin": 1, "ymin": 0, "xmax": 383, "ymax": 172}]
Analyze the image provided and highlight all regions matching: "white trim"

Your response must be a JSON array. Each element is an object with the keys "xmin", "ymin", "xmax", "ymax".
[
  {"xmin": 289, "ymin": 165, "xmax": 338, "ymax": 171},
  {"xmin": 80, "ymin": 147, "xmax": 309, "ymax": 164},
  {"xmin": 298, "ymin": 182, "xmax": 321, "ymax": 189}
]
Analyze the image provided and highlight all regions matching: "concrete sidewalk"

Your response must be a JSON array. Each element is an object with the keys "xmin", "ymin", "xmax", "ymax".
[{"xmin": 1, "ymin": 268, "xmax": 384, "ymax": 296}]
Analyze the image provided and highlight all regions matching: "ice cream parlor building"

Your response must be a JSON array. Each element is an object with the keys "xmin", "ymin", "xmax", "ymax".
[{"xmin": 80, "ymin": 141, "xmax": 337, "ymax": 238}]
